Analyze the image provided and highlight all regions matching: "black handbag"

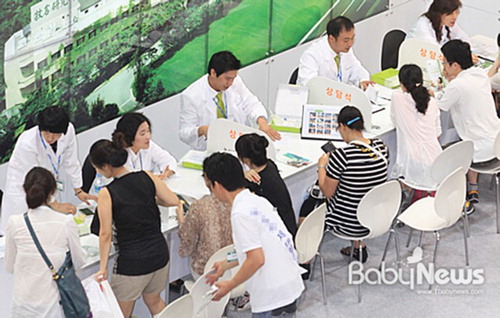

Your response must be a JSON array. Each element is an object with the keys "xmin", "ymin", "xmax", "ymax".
[{"xmin": 24, "ymin": 213, "xmax": 91, "ymax": 318}]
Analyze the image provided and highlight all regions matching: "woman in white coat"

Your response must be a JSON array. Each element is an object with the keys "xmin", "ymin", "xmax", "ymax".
[
  {"xmin": 5, "ymin": 167, "xmax": 87, "ymax": 317},
  {"xmin": 1, "ymin": 107, "xmax": 95, "ymax": 234},
  {"xmin": 407, "ymin": 0, "xmax": 470, "ymax": 46},
  {"xmin": 81, "ymin": 112, "xmax": 178, "ymax": 193}
]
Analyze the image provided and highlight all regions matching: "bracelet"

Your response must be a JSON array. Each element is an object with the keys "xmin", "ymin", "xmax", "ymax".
[
  {"xmin": 318, "ymin": 165, "xmax": 327, "ymax": 169},
  {"xmin": 75, "ymin": 189, "xmax": 83, "ymax": 196}
]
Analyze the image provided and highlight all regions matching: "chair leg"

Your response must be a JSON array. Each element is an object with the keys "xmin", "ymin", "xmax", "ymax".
[
  {"xmin": 380, "ymin": 230, "xmax": 393, "ymax": 269},
  {"xmin": 462, "ymin": 215, "xmax": 470, "ymax": 266},
  {"xmin": 496, "ymin": 173, "xmax": 500, "ymax": 234},
  {"xmin": 310, "ymin": 254, "xmax": 317, "ymax": 282},
  {"xmin": 490, "ymin": 174, "xmax": 496, "ymax": 190},
  {"xmin": 357, "ymin": 243, "xmax": 362, "ymax": 303},
  {"xmin": 317, "ymin": 253, "xmax": 327, "ymax": 305},
  {"xmin": 429, "ymin": 231, "xmax": 440, "ymax": 290},
  {"xmin": 463, "ymin": 209, "xmax": 470, "ymax": 238},
  {"xmin": 406, "ymin": 228, "xmax": 413, "ymax": 248},
  {"xmin": 418, "ymin": 231, "xmax": 424, "ymax": 247},
  {"xmin": 393, "ymin": 229, "xmax": 402, "ymax": 270}
]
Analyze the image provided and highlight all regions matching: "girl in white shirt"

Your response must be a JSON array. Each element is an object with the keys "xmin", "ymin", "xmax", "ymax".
[
  {"xmin": 407, "ymin": 0, "xmax": 469, "ymax": 46},
  {"xmin": 5, "ymin": 167, "xmax": 87, "ymax": 318},
  {"xmin": 391, "ymin": 64, "xmax": 442, "ymax": 193}
]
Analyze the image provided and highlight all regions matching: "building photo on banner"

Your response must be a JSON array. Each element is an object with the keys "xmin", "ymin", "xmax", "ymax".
[{"xmin": 1, "ymin": 0, "xmax": 500, "ymax": 317}]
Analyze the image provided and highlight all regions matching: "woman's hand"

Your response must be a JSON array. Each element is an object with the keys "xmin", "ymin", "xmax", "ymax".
[
  {"xmin": 158, "ymin": 166, "xmax": 175, "ymax": 180},
  {"xmin": 244, "ymin": 169, "xmax": 261, "ymax": 184},
  {"xmin": 318, "ymin": 152, "xmax": 330, "ymax": 168},
  {"xmin": 76, "ymin": 190, "xmax": 97, "ymax": 205},
  {"xmin": 94, "ymin": 270, "xmax": 107, "ymax": 282}
]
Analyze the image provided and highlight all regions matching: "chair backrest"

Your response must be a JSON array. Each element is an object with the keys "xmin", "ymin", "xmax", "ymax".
[
  {"xmin": 357, "ymin": 180, "xmax": 402, "ymax": 239},
  {"xmin": 157, "ymin": 294, "xmax": 193, "ymax": 318},
  {"xmin": 306, "ymin": 77, "xmax": 373, "ymax": 132},
  {"xmin": 430, "ymin": 140, "xmax": 473, "ymax": 185},
  {"xmin": 202, "ymin": 244, "xmax": 245, "ymax": 299},
  {"xmin": 203, "ymin": 244, "xmax": 235, "ymax": 274},
  {"xmin": 381, "ymin": 29, "xmax": 406, "ymax": 70},
  {"xmin": 289, "ymin": 67, "xmax": 299, "ymax": 85},
  {"xmin": 295, "ymin": 203, "xmax": 326, "ymax": 263},
  {"xmin": 398, "ymin": 38, "xmax": 441, "ymax": 82},
  {"xmin": 434, "ymin": 168, "xmax": 466, "ymax": 227},
  {"xmin": 190, "ymin": 273, "xmax": 230, "ymax": 318},
  {"xmin": 494, "ymin": 130, "xmax": 500, "ymax": 159},
  {"xmin": 207, "ymin": 118, "xmax": 276, "ymax": 160}
]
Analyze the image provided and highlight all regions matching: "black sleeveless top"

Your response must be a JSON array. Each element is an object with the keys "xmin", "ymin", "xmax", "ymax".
[{"xmin": 106, "ymin": 171, "xmax": 169, "ymax": 275}]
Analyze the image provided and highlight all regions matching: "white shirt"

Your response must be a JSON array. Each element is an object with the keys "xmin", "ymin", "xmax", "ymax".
[
  {"xmin": 436, "ymin": 68, "xmax": 500, "ymax": 162},
  {"xmin": 297, "ymin": 36, "xmax": 370, "ymax": 87},
  {"xmin": 125, "ymin": 140, "xmax": 178, "ymax": 174},
  {"xmin": 231, "ymin": 189, "xmax": 304, "ymax": 313},
  {"xmin": 391, "ymin": 90, "xmax": 442, "ymax": 189},
  {"xmin": 491, "ymin": 71, "xmax": 500, "ymax": 90},
  {"xmin": 1, "ymin": 124, "xmax": 82, "ymax": 233},
  {"xmin": 179, "ymin": 75, "xmax": 268, "ymax": 150},
  {"xmin": 5, "ymin": 206, "xmax": 87, "ymax": 317},
  {"xmin": 407, "ymin": 16, "xmax": 470, "ymax": 46}
]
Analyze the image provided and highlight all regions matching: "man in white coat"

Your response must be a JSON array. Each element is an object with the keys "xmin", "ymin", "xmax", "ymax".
[
  {"xmin": 436, "ymin": 40, "xmax": 500, "ymax": 214},
  {"xmin": 297, "ymin": 16, "xmax": 373, "ymax": 90},
  {"xmin": 1, "ymin": 106, "xmax": 96, "ymax": 234},
  {"xmin": 179, "ymin": 51, "xmax": 280, "ymax": 150}
]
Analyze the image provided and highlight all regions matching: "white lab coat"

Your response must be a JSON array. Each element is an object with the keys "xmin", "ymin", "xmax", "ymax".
[
  {"xmin": 5, "ymin": 206, "xmax": 87, "ymax": 318},
  {"xmin": 297, "ymin": 36, "xmax": 370, "ymax": 87},
  {"xmin": 179, "ymin": 74, "xmax": 268, "ymax": 150},
  {"xmin": 1, "ymin": 124, "xmax": 82, "ymax": 234},
  {"xmin": 407, "ymin": 16, "xmax": 470, "ymax": 46},
  {"xmin": 125, "ymin": 140, "xmax": 178, "ymax": 173},
  {"xmin": 436, "ymin": 68, "xmax": 500, "ymax": 162}
]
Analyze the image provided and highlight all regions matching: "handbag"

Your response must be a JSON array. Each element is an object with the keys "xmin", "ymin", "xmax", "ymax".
[{"xmin": 24, "ymin": 212, "xmax": 91, "ymax": 318}]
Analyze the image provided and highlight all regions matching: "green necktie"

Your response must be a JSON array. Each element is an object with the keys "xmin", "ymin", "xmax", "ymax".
[
  {"xmin": 215, "ymin": 92, "xmax": 226, "ymax": 118},
  {"xmin": 334, "ymin": 54, "xmax": 340, "ymax": 70}
]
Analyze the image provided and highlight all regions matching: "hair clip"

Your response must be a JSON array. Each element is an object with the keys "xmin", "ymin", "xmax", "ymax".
[
  {"xmin": 415, "ymin": 83, "xmax": 422, "ymax": 87},
  {"xmin": 346, "ymin": 117, "xmax": 360, "ymax": 126}
]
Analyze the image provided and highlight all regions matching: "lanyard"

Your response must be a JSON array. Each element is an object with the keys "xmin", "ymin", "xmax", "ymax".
[
  {"xmin": 38, "ymin": 130, "xmax": 61, "ymax": 178},
  {"xmin": 212, "ymin": 92, "xmax": 228, "ymax": 119},
  {"xmin": 131, "ymin": 152, "xmax": 143, "ymax": 170},
  {"xmin": 337, "ymin": 55, "xmax": 343, "ymax": 82}
]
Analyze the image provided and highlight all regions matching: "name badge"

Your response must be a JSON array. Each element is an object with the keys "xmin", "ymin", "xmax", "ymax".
[
  {"xmin": 227, "ymin": 251, "xmax": 238, "ymax": 263},
  {"xmin": 56, "ymin": 180, "xmax": 64, "ymax": 192}
]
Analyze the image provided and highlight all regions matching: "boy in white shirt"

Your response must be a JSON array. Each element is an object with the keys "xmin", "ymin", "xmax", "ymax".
[
  {"xmin": 204, "ymin": 152, "xmax": 304, "ymax": 317},
  {"xmin": 436, "ymin": 40, "xmax": 500, "ymax": 214}
]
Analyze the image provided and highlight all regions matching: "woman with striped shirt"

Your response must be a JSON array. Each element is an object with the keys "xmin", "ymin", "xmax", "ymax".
[{"xmin": 317, "ymin": 106, "xmax": 388, "ymax": 262}]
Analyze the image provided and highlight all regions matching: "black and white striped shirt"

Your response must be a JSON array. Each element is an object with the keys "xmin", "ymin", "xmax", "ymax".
[{"xmin": 325, "ymin": 138, "xmax": 388, "ymax": 237}]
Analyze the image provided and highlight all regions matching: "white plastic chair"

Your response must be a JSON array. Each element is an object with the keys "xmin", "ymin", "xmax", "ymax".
[
  {"xmin": 332, "ymin": 180, "xmax": 402, "ymax": 302},
  {"xmin": 156, "ymin": 294, "xmax": 193, "ymax": 318},
  {"xmin": 183, "ymin": 245, "xmax": 245, "ymax": 299},
  {"xmin": 295, "ymin": 203, "xmax": 327, "ymax": 304},
  {"xmin": 398, "ymin": 168, "xmax": 468, "ymax": 273},
  {"xmin": 207, "ymin": 118, "xmax": 276, "ymax": 160},
  {"xmin": 190, "ymin": 270, "xmax": 231, "ymax": 318},
  {"xmin": 405, "ymin": 140, "xmax": 474, "ymax": 246},
  {"xmin": 469, "ymin": 131, "xmax": 500, "ymax": 234}
]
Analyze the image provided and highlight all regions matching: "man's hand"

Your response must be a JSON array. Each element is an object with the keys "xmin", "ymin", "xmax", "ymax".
[
  {"xmin": 206, "ymin": 261, "xmax": 226, "ymax": 286},
  {"xmin": 51, "ymin": 201, "xmax": 77, "ymax": 215},
  {"xmin": 213, "ymin": 280, "xmax": 234, "ymax": 301},
  {"xmin": 257, "ymin": 118, "xmax": 281, "ymax": 141},
  {"xmin": 198, "ymin": 125, "xmax": 209, "ymax": 138},
  {"xmin": 360, "ymin": 80, "xmax": 375, "ymax": 91},
  {"xmin": 76, "ymin": 189, "xmax": 97, "ymax": 205}
]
